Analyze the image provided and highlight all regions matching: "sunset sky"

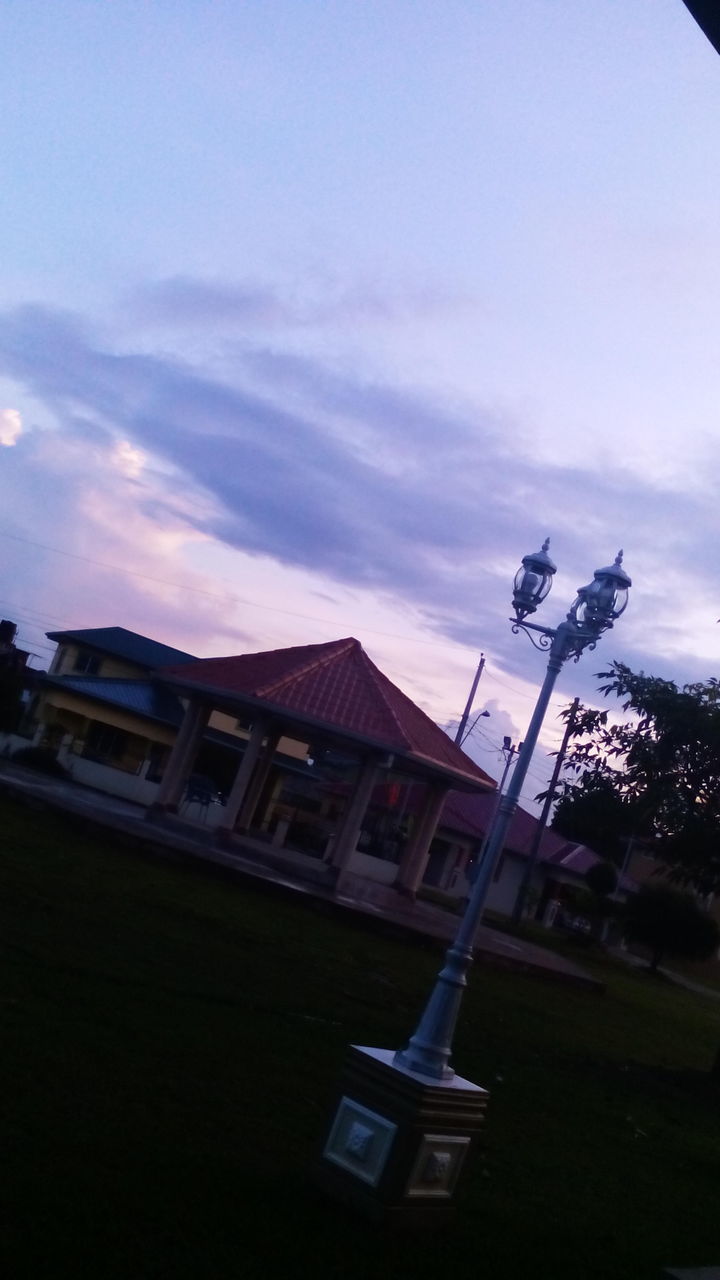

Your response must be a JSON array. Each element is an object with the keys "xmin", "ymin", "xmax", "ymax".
[{"xmin": 1, "ymin": 1, "xmax": 719, "ymax": 805}]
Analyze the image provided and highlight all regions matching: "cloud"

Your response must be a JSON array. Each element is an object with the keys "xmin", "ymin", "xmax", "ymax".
[
  {"xmin": 127, "ymin": 275, "xmax": 467, "ymax": 332},
  {"xmin": 0, "ymin": 408, "xmax": 22, "ymax": 446},
  {"xmin": 0, "ymin": 295, "xmax": 715, "ymax": 711},
  {"xmin": 129, "ymin": 278, "xmax": 291, "ymax": 329}
]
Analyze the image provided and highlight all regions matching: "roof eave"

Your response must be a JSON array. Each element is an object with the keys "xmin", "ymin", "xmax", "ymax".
[
  {"xmin": 156, "ymin": 675, "xmax": 493, "ymax": 792},
  {"xmin": 39, "ymin": 674, "xmax": 183, "ymax": 729}
]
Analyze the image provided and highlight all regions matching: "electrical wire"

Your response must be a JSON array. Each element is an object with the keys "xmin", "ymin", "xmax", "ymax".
[{"xmin": 0, "ymin": 529, "xmax": 491, "ymax": 651}]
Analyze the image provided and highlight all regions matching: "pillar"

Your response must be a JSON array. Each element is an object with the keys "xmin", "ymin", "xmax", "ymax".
[
  {"xmin": 216, "ymin": 718, "xmax": 268, "ymax": 840},
  {"xmin": 331, "ymin": 756, "xmax": 379, "ymax": 878},
  {"xmin": 236, "ymin": 729, "xmax": 280, "ymax": 831},
  {"xmin": 150, "ymin": 699, "xmax": 210, "ymax": 813},
  {"xmin": 394, "ymin": 781, "xmax": 449, "ymax": 897}
]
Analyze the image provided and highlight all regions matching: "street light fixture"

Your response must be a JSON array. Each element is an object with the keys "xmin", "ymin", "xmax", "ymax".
[
  {"xmin": 318, "ymin": 541, "xmax": 630, "ymax": 1223},
  {"xmin": 394, "ymin": 542, "xmax": 631, "ymax": 1081}
]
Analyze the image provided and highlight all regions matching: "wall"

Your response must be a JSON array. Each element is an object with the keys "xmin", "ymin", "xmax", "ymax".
[
  {"xmin": 349, "ymin": 850, "xmax": 399, "ymax": 885},
  {"xmin": 40, "ymin": 689, "xmax": 176, "ymax": 744},
  {"xmin": 59, "ymin": 753, "xmax": 160, "ymax": 806},
  {"xmin": 51, "ymin": 643, "xmax": 144, "ymax": 680}
]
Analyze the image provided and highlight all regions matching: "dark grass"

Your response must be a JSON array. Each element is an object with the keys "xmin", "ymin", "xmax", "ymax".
[{"xmin": 3, "ymin": 795, "xmax": 720, "ymax": 1280}]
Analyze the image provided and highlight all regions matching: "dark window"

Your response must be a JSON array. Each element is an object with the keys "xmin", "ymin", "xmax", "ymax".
[
  {"xmin": 73, "ymin": 650, "xmax": 101, "ymax": 675},
  {"xmin": 82, "ymin": 721, "xmax": 145, "ymax": 774}
]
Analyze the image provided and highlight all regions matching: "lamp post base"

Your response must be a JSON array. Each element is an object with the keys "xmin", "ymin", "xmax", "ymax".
[{"xmin": 315, "ymin": 1046, "xmax": 488, "ymax": 1227}]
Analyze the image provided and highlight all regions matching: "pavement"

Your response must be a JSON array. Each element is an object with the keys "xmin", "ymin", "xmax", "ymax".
[{"xmin": 0, "ymin": 757, "xmax": 603, "ymax": 993}]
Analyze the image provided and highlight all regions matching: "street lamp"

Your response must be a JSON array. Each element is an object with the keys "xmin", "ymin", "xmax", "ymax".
[
  {"xmin": 466, "ymin": 735, "xmax": 522, "ymax": 904},
  {"xmin": 393, "ymin": 541, "xmax": 631, "ymax": 1081},
  {"xmin": 317, "ymin": 541, "xmax": 630, "ymax": 1224}
]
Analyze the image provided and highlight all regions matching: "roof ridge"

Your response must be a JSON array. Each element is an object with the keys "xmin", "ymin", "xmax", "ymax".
[
  {"xmin": 257, "ymin": 637, "xmax": 358, "ymax": 698},
  {"xmin": 355, "ymin": 649, "xmax": 422, "ymax": 751}
]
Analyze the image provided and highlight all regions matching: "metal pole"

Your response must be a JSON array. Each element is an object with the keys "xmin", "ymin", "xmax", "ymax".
[
  {"xmin": 394, "ymin": 623, "xmax": 571, "ymax": 1081},
  {"xmin": 465, "ymin": 740, "xmax": 521, "ymax": 914},
  {"xmin": 511, "ymin": 695, "xmax": 580, "ymax": 924},
  {"xmin": 454, "ymin": 653, "xmax": 485, "ymax": 745}
]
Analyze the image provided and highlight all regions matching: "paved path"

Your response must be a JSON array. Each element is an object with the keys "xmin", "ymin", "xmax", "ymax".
[{"xmin": 0, "ymin": 758, "xmax": 602, "ymax": 992}]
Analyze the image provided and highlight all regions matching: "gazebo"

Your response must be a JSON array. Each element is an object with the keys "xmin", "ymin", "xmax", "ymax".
[{"xmin": 150, "ymin": 637, "xmax": 494, "ymax": 895}]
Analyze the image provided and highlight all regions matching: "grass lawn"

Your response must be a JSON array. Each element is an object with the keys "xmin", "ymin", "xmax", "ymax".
[{"xmin": 3, "ymin": 794, "xmax": 720, "ymax": 1280}]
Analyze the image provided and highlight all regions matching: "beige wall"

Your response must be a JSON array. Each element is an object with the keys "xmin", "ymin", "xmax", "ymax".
[
  {"xmin": 206, "ymin": 708, "xmax": 307, "ymax": 760},
  {"xmin": 39, "ymin": 689, "xmax": 176, "ymax": 744},
  {"xmin": 50, "ymin": 642, "xmax": 145, "ymax": 680},
  {"xmin": 208, "ymin": 709, "xmax": 248, "ymax": 737}
]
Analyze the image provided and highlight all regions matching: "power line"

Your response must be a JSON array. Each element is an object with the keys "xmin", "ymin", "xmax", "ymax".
[
  {"xmin": 0, "ymin": 529, "xmax": 494, "ymax": 651},
  {"xmin": 0, "ymin": 530, "xmax": 596, "ymax": 721}
]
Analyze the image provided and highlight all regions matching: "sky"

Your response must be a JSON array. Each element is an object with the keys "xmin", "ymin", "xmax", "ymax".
[{"xmin": 1, "ymin": 0, "xmax": 719, "ymax": 807}]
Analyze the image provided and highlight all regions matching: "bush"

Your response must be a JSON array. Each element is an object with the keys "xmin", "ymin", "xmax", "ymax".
[{"xmin": 11, "ymin": 746, "xmax": 71, "ymax": 779}]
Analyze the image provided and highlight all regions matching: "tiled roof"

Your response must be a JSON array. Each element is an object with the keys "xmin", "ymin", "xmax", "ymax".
[
  {"xmin": 46, "ymin": 627, "xmax": 197, "ymax": 670},
  {"xmin": 542, "ymin": 841, "xmax": 636, "ymax": 892},
  {"xmin": 440, "ymin": 792, "xmax": 635, "ymax": 886},
  {"xmin": 440, "ymin": 789, "xmax": 568, "ymax": 858},
  {"xmin": 159, "ymin": 637, "xmax": 493, "ymax": 789},
  {"xmin": 42, "ymin": 675, "xmax": 186, "ymax": 725}
]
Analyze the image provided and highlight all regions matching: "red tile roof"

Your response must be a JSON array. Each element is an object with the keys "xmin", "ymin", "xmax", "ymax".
[
  {"xmin": 542, "ymin": 841, "xmax": 636, "ymax": 892},
  {"xmin": 440, "ymin": 789, "xmax": 568, "ymax": 857},
  {"xmin": 440, "ymin": 793, "xmax": 636, "ymax": 886},
  {"xmin": 159, "ymin": 637, "xmax": 493, "ymax": 789}
]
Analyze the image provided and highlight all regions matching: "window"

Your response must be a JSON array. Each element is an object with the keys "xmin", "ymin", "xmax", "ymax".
[
  {"xmin": 82, "ymin": 721, "xmax": 145, "ymax": 773},
  {"xmin": 73, "ymin": 650, "xmax": 101, "ymax": 675}
]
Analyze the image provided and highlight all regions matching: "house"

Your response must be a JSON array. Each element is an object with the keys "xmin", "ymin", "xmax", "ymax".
[
  {"xmin": 426, "ymin": 788, "xmax": 636, "ymax": 921},
  {"xmin": 5, "ymin": 627, "xmax": 303, "ymax": 803}
]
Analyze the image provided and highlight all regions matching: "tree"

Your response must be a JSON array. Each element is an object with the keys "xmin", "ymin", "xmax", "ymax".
[
  {"xmin": 624, "ymin": 884, "xmax": 719, "ymax": 972},
  {"xmin": 585, "ymin": 860, "xmax": 618, "ymax": 900},
  {"xmin": 552, "ymin": 663, "xmax": 720, "ymax": 894},
  {"xmin": 552, "ymin": 776, "xmax": 637, "ymax": 866}
]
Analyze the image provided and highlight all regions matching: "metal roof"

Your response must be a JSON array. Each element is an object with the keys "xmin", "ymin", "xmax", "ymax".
[
  {"xmin": 46, "ymin": 627, "xmax": 197, "ymax": 671},
  {"xmin": 41, "ymin": 675, "xmax": 186, "ymax": 725}
]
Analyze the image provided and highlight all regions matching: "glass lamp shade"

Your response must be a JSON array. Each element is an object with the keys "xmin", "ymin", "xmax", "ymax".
[
  {"xmin": 570, "ymin": 551, "xmax": 631, "ymax": 630},
  {"xmin": 512, "ymin": 538, "xmax": 557, "ymax": 620}
]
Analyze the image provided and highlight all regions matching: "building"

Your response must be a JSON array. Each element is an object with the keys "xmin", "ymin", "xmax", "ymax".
[{"xmin": 1, "ymin": 623, "xmax": 632, "ymax": 917}]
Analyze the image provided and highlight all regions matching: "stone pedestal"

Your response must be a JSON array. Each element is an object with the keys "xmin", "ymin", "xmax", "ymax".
[{"xmin": 315, "ymin": 1045, "xmax": 488, "ymax": 1227}]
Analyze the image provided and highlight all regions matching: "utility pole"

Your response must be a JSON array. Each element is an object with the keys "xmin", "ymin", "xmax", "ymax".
[
  {"xmin": 511, "ymin": 695, "xmax": 580, "ymax": 924},
  {"xmin": 454, "ymin": 653, "xmax": 485, "ymax": 745}
]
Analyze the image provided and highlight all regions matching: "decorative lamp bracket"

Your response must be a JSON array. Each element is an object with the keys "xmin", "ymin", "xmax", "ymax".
[{"xmin": 509, "ymin": 619, "xmax": 555, "ymax": 653}]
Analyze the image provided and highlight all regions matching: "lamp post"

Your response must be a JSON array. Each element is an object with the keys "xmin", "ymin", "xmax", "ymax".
[
  {"xmin": 466, "ymin": 735, "xmax": 522, "ymax": 908},
  {"xmin": 317, "ymin": 541, "xmax": 630, "ymax": 1224},
  {"xmin": 394, "ymin": 540, "xmax": 631, "ymax": 1081}
]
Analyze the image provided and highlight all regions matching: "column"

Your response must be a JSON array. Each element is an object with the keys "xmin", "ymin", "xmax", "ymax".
[
  {"xmin": 236, "ymin": 729, "xmax": 280, "ymax": 831},
  {"xmin": 330, "ymin": 756, "xmax": 379, "ymax": 878},
  {"xmin": 394, "ymin": 781, "xmax": 449, "ymax": 897},
  {"xmin": 216, "ymin": 718, "xmax": 268, "ymax": 840},
  {"xmin": 149, "ymin": 699, "xmax": 210, "ymax": 813}
]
